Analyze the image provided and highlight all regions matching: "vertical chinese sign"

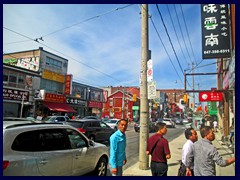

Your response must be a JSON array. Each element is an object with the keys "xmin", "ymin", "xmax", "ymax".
[
  {"xmin": 201, "ymin": 4, "xmax": 231, "ymax": 59},
  {"xmin": 65, "ymin": 74, "xmax": 72, "ymax": 95}
]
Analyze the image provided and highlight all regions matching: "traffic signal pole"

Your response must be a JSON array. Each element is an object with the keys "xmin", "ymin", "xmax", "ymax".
[{"xmin": 139, "ymin": 4, "xmax": 149, "ymax": 170}]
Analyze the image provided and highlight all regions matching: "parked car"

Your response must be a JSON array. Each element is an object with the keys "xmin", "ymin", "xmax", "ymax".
[
  {"xmin": 44, "ymin": 116, "xmax": 70, "ymax": 123},
  {"xmin": 175, "ymin": 118, "xmax": 184, "ymax": 125},
  {"xmin": 82, "ymin": 116, "xmax": 99, "ymax": 120},
  {"xmin": 134, "ymin": 120, "xmax": 155, "ymax": 133},
  {"xmin": 3, "ymin": 118, "xmax": 109, "ymax": 176},
  {"xmin": 66, "ymin": 119, "xmax": 115, "ymax": 143},
  {"xmin": 162, "ymin": 118, "xmax": 175, "ymax": 128},
  {"xmin": 105, "ymin": 119, "xmax": 119, "ymax": 131}
]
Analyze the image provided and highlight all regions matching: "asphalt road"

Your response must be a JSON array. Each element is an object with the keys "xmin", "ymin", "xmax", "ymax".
[{"xmin": 105, "ymin": 123, "xmax": 186, "ymax": 175}]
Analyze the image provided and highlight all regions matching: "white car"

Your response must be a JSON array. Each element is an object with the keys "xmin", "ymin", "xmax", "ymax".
[
  {"xmin": 162, "ymin": 118, "xmax": 175, "ymax": 128},
  {"xmin": 105, "ymin": 119, "xmax": 119, "ymax": 131}
]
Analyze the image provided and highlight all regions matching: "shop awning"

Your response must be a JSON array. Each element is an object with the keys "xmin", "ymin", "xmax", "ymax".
[{"xmin": 42, "ymin": 102, "xmax": 76, "ymax": 113}]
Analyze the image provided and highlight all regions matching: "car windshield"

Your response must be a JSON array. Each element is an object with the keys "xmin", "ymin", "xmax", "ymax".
[{"xmin": 44, "ymin": 117, "xmax": 56, "ymax": 121}]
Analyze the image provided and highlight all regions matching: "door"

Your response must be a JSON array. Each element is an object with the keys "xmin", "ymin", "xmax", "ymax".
[
  {"xmin": 35, "ymin": 129, "xmax": 72, "ymax": 176},
  {"xmin": 67, "ymin": 129, "xmax": 96, "ymax": 175}
]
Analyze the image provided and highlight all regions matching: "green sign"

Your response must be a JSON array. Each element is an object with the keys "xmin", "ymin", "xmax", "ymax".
[{"xmin": 132, "ymin": 106, "xmax": 139, "ymax": 110}]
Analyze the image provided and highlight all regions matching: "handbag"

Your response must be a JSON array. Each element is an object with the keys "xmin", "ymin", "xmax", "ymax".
[
  {"xmin": 149, "ymin": 137, "xmax": 162, "ymax": 155},
  {"xmin": 177, "ymin": 162, "xmax": 186, "ymax": 176}
]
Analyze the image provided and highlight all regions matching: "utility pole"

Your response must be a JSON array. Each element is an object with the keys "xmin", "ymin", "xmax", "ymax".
[
  {"xmin": 122, "ymin": 88, "xmax": 125, "ymax": 119},
  {"xmin": 192, "ymin": 62, "xmax": 195, "ymax": 112},
  {"xmin": 139, "ymin": 4, "xmax": 149, "ymax": 170}
]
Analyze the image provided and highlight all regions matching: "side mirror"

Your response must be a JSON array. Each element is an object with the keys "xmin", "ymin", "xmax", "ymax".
[{"xmin": 89, "ymin": 140, "xmax": 95, "ymax": 146}]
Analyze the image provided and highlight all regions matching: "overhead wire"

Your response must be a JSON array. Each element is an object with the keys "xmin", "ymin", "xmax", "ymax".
[{"xmin": 3, "ymin": 26, "xmax": 122, "ymax": 86}]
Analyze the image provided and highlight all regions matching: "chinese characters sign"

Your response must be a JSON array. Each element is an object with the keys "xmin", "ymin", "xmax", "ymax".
[
  {"xmin": 3, "ymin": 88, "xmax": 29, "ymax": 101},
  {"xmin": 64, "ymin": 74, "xmax": 72, "ymax": 95},
  {"xmin": 45, "ymin": 93, "xmax": 66, "ymax": 103},
  {"xmin": 201, "ymin": 4, "xmax": 231, "ymax": 59},
  {"xmin": 199, "ymin": 92, "xmax": 223, "ymax": 102}
]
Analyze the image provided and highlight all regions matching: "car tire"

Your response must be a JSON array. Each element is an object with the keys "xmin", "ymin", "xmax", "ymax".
[{"xmin": 94, "ymin": 157, "xmax": 107, "ymax": 176}]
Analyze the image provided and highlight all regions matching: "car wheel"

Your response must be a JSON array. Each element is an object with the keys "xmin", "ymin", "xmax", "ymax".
[{"xmin": 94, "ymin": 157, "xmax": 107, "ymax": 176}]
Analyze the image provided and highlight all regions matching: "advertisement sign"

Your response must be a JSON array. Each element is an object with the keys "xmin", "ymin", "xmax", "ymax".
[
  {"xmin": 201, "ymin": 4, "xmax": 231, "ymax": 59},
  {"xmin": 199, "ymin": 92, "xmax": 223, "ymax": 102},
  {"xmin": 3, "ymin": 56, "xmax": 40, "ymax": 72},
  {"xmin": 64, "ymin": 74, "xmax": 72, "ymax": 95}
]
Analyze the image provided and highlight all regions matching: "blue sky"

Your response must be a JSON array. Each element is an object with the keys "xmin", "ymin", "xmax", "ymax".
[{"xmin": 3, "ymin": 4, "xmax": 218, "ymax": 90}]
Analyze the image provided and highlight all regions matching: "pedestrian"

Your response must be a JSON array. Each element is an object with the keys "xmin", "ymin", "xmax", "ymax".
[
  {"xmin": 229, "ymin": 118, "xmax": 234, "ymax": 147},
  {"xmin": 213, "ymin": 120, "xmax": 218, "ymax": 132},
  {"xmin": 146, "ymin": 122, "xmax": 171, "ymax": 176},
  {"xmin": 109, "ymin": 119, "xmax": 128, "ymax": 176},
  {"xmin": 179, "ymin": 128, "xmax": 198, "ymax": 176},
  {"xmin": 186, "ymin": 126, "xmax": 235, "ymax": 176}
]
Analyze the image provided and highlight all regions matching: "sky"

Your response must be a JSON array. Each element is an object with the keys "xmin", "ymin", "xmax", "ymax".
[{"xmin": 3, "ymin": 4, "xmax": 219, "ymax": 91}]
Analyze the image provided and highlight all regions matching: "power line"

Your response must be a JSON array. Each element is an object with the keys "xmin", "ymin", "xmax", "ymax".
[
  {"xmin": 166, "ymin": 4, "xmax": 188, "ymax": 66},
  {"xmin": 39, "ymin": 4, "xmax": 134, "ymax": 39},
  {"xmin": 155, "ymin": 4, "xmax": 185, "ymax": 75},
  {"xmin": 3, "ymin": 26, "xmax": 122, "ymax": 85}
]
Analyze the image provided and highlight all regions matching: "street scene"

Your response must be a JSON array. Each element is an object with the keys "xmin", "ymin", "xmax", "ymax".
[{"xmin": 3, "ymin": 4, "xmax": 235, "ymax": 176}]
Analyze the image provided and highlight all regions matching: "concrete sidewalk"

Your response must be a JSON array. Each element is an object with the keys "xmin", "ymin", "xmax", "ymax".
[{"xmin": 123, "ymin": 130, "xmax": 235, "ymax": 176}]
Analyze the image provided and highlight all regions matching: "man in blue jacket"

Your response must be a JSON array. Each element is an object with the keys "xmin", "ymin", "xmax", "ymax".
[{"xmin": 109, "ymin": 119, "xmax": 128, "ymax": 176}]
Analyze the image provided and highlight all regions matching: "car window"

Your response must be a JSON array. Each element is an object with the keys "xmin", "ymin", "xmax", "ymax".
[
  {"xmin": 90, "ymin": 121, "xmax": 100, "ymax": 127},
  {"xmin": 66, "ymin": 121, "xmax": 84, "ymax": 128},
  {"xmin": 67, "ymin": 129, "xmax": 87, "ymax": 149},
  {"xmin": 12, "ymin": 129, "xmax": 71, "ymax": 152},
  {"xmin": 38, "ymin": 129, "xmax": 71, "ymax": 151},
  {"xmin": 56, "ymin": 117, "xmax": 65, "ymax": 122},
  {"xmin": 100, "ymin": 122, "xmax": 108, "ymax": 128}
]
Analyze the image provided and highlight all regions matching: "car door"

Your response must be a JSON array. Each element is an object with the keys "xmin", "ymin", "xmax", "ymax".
[
  {"xmin": 35, "ymin": 129, "xmax": 72, "ymax": 176},
  {"xmin": 66, "ymin": 129, "xmax": 96, "ymax": 175},
  {"xmin": 99, "ymin": 122, "xmax": 114, "ymax": 141}
]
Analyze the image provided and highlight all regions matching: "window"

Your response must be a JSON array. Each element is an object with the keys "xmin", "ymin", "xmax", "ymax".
[
  {"xmin": 46, "ymin": 56, "xmax": 62, "ymax": 69},
  {"xmin": 9, "ymin": 74, "xmax": 17, "ymax": 83},
  {"xmin": 41, "ymin": 79, "xmax": 63, "ymax": 94},
  {"xmin": 67, "ymin": 129, "xmax": 87, "ymax": 149}
]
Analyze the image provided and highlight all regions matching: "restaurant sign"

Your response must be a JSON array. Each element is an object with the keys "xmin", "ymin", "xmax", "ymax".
[{"xmin": 199, "ymin": 91, "xmax": 223, "ymax": 102}]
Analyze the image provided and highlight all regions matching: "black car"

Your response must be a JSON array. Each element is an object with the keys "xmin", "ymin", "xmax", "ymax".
[
  {"xmin": 66, "ymin": 119, "xmax": 115, "ymax": 143},
  {"xmin": 134, "ymin": 120, "xmax": 155, "ymax": 133}
]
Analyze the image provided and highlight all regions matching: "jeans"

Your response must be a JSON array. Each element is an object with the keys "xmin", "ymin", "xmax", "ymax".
[
  {"xmin": 230, "ymin": 131, "xmax": 234, "ymax": 144},
  {"xmin": 110, "ymin": 166, "xmax": 123, "ymax": 176},
  {"xmin": 150, "ymin": 161, "xmax": 168, "ymax": 176}
]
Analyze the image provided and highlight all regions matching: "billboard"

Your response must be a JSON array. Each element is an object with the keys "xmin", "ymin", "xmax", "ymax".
[{"xmin": 201, "ymin": 4, "xmax": 231, "ymax": 59}]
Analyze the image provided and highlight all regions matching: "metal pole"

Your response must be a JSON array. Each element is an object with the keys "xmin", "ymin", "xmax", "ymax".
[
  {"xmin": 20, "ymin": 94, "xmax": 24, "ymax": 118},
  {"xmin": 122, "ymin": 88, "xmax": 125, "ymax": 119},
  {"xmin": 139, "ymin": 4, "xmax": 149, "ymax": 170}
]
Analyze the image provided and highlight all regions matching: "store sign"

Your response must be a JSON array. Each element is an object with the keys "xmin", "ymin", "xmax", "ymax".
[
  {"xmin": 45, "ymin": 93, "xmax": 66, "ymax": 103},
  {"xmin": 66, "ymin": 97, "xmax": 86, "ymax": 106},
  {"xmin": 199, "ymin": 92, "xmax": 223, "ymax": 102},
  {"xmin": 42, "ymin": 69, "xmax": 65, "ymax": 83},
  {"xmin": 64, "ymin": 74, "xmax": 72, "ymax": 95},
  {"xmin": 88, "ymin": 101, "xmax": 103, "ymax": 108},
  {"xmin": 201, "ymin": 4, "xmax": 231, "ymax": 59},
  {"xmin": 3, "ymin": 88, "xmax": 29, "ymax": 101}
]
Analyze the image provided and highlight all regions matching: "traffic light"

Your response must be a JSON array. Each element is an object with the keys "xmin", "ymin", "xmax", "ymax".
[
  {"xmin": 132, "ymin": 94, "xmax": 137, "ymax": 102},
  {"xmin": 190, "ymin": 103, "xmax": 193, "ymax": 108},
  {"xmin": 183, "ymin": 94, "xmax": 188, "ymax": 103}
]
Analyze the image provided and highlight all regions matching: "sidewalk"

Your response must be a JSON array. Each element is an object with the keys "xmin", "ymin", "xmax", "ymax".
[{"xmin": 123, "ymin": 130, "xmax": 235, "ymax": 176}]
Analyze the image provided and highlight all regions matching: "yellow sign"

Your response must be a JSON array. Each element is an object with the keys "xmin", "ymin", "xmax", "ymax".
[{"xmin": 42, "ymin": 69, "xmax": 65, "ymax": 83}]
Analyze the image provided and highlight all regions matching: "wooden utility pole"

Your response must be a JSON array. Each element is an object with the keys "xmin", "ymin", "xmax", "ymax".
[{"xmin": 139, "ymin": 4, "xmax": 149, "ymax": 170}]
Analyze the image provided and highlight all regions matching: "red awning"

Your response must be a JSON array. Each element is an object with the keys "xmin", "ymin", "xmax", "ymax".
[{"xmin": 42, "ymin": 102, "xmax": 76, "ymax": 113}]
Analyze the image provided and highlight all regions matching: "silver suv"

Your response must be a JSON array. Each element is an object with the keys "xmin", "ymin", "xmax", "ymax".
[{"xmin": 3, "ymin": 119, "xmax": 109, "ymax": 176}]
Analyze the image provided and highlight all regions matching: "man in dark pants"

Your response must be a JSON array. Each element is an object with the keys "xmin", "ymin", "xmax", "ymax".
[{"xmin": 146, "ymin": 122, "xmax": 171, "ymax": 176}]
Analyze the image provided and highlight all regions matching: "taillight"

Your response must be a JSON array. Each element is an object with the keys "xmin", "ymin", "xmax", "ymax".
[
  {"xmin": 3, "ymin": 161, "xmax": 9, "ymax": 170},
  {"xmin": 78, "ymin": 128, "xmax": 86, "ymax": 133}
]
